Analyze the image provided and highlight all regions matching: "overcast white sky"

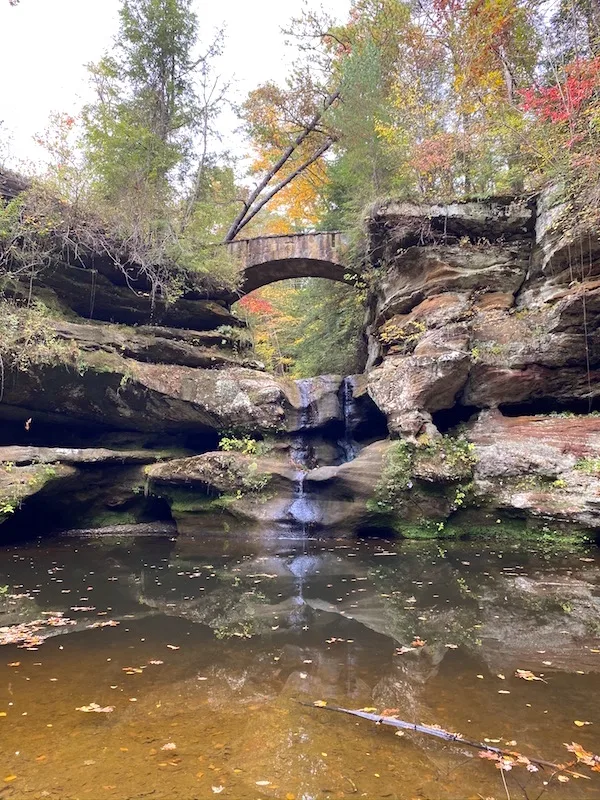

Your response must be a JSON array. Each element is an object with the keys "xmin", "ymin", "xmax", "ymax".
[{"xmin": 0, "ymin": 0, "xmax": 349, "ymax": 168}]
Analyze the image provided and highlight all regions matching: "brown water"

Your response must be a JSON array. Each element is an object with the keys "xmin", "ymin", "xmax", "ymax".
[{"xmin": 1, "ymin": 530, "xmax": 600, "ymax": 800}]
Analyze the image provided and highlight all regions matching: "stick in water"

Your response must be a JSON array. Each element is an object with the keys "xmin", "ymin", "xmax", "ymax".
[{"xmin": 302, "ymin": 702, "xmax": 572, "ymax": 772}]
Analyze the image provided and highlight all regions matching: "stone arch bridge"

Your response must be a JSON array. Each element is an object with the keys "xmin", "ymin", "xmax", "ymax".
[{"xmin": 226, "ymin": 231, "xmax": 354, "ymax": 296}]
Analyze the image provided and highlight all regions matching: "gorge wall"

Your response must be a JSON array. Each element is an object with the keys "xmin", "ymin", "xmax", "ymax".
[{"xmin": 1, "ymin": 188, "xmax": 600, "ymax": 539}]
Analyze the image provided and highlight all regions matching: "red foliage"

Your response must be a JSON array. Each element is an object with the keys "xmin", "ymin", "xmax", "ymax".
[
  {"xmin": 520, "ymin": 58, "xmax": 600, "ymax": 125},
  {"xmin": 432, "ymin": 0, "xmax": 464, "ymax": 12},
  {"xmin": 411, "ymin": 133, "xmax": 456, "ymax": 174},
  {"xmin": 239, "ymin": 293, "xmax": 274, "ymax": 316}
]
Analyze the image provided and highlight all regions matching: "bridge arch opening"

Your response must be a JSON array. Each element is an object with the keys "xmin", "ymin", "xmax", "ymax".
[{"xmin": 232, "ymin": 276, "xmax": 367, "ymax": 379}]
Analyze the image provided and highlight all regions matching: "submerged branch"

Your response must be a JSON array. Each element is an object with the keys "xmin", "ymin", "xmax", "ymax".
[{"xmin": 303, "ymin": 702, "xmax": 580, "ymax": 774}]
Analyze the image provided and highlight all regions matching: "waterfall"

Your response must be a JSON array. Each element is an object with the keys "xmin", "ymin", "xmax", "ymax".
[
  {"xmin": 338, "ymin": 375, "xmax": 359, "ymax": 463},
  {"xmin": 288, "ymin": 378, "xmax": 320, "ymax": 532}
]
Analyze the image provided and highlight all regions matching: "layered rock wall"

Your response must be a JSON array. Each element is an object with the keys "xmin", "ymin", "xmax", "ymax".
[{"xmin": 2, "ymin": 188, "xmax": 600, "ymax": 538}]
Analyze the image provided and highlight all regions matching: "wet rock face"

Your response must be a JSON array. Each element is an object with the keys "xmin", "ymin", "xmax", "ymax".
[
  {"xmin": 365, "ymin": 195, "xmax": 600, "ymax": 437},
  {"xmin": 470, "ymin": 411, "xmax": 600, "ymax": 529}
]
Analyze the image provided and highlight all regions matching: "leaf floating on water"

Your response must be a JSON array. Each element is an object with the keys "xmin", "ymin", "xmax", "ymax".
[
  {"xmin": 498, "ymin": 690, "xmax": 511, "ymax": 694},
  {"xmin": 256, "ymin": 781, "xmax": 271, "ymax": 786},
  {"xmin": 564, "ymin": 741, "xmax": 600, "ymax": 772},
  {"xmin": 313, "ymin": 700, "xmax": 327, "ymax": 707},
  {"xmin": 148, "ymin": 660, "xmax": 164, "ymax": 665},
  {"xmin": 211, "ymin": 786, "xmax": 224, "ymax": 794},
  {"xmin": 411, "ymin": 637, "xmax": 426, "ymax": 648},
  {"xmin": 395, "ymin": 646, "xmax": 412, "ymax": 655},
  {"xmin": 7, "ymin": 662, "xmax": 20, "ymax": 667},
  {"xmin": 359, "ymin": 707, "xmax": 378, "ymax": 713},
  {"xmin": 574, "ymin": 720, "xmax": 592, "ymax": 727},
  {"xmin": 76, "ymin": 703, "xmax": 114, "ymax": 713},
  {"xmin": 166, "ymin": 644, "xmax": 180, "ymax": 650},
  {"xmin": 515, "ymin": 669, "xmax": 547, "ymax": 683},
  {"xmin": 558, "ymin": 775, "xmax": 570, "ymax": 783},
  {"xmin": 445, "ymin": 644, "xmax": 458, "ymax": 649},
  {"xmin": 479, "ymin": 750, "xmax": 500, "ymax": 761},
  {"xmin": 161, "ymin": 742, "xmax": 176, "ymax": 751},
  {"xmin": 4, "ymin": 775, "xmax": 17, "ymax": 783}
]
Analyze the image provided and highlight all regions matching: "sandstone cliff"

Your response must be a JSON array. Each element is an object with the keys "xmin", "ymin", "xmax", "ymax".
[{"xmin": 1, "ymin": 189, "xmax": 599, "ymax": 539}]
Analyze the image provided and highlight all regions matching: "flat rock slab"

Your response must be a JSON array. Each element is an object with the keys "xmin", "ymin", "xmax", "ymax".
[{"xmin": 0, "ymin": 446, "xmax": 166, "ymax": 466}]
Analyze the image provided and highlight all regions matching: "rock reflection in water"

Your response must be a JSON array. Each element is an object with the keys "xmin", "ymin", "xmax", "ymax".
[{"xmin": 0, "ymin": 533, "xmax": 599, "ymax": 799}]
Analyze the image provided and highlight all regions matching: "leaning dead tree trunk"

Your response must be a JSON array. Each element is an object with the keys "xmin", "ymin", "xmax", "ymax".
[{"xmin": 224, "ymin": 90, "xmax": 340, "ymax": 243}]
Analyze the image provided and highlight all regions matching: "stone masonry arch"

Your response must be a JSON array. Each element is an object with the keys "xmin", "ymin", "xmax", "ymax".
[{"xmin": 227, "ymin": 231, "xmax": 354, "ymax": 296}]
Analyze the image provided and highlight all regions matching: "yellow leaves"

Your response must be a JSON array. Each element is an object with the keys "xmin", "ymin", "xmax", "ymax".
[
  {"xmin": 574, "ymin": 720, "xmax": 592, "ymax": 727},
  {"xmin": 313, "ymin": 700, "xmax": 327, "ymax": 707},
  {"xmin": 4, "ymin": 775, "xmax": 17, "ymax": 783},
  {"xmin": 359, "ymin": 707, "xmax": 378, "ymax": 713}
]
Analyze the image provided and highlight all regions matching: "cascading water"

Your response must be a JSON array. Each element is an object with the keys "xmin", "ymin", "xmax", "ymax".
[
  {"xmin": 288, "ymin": 379, "xmax": 320, "ymax": 532},
  {"xmin": 338, "ymin": 375, "xmax": 359, "ymax": 463}
]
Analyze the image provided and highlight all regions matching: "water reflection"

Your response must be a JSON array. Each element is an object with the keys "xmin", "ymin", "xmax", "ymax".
[{"xmin": 0, "ymin": 532, "xmax": 599, "ymax": 799}]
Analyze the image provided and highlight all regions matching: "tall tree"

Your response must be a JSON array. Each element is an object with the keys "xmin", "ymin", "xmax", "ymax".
[{"xmin": 83, "ymin": 0, "xmax": 227, "ymax": 218}]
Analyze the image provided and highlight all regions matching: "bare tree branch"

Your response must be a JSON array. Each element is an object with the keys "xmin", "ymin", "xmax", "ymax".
[{"xmin": 224, "ymin": 90, "xmax": 340, "ymax": 241}]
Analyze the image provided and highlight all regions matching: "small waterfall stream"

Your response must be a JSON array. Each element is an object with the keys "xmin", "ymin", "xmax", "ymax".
[
  {"xmin": 337, "ymin": 375, "xmax": 359, "ymax": 463},
  {"xmin": 287, "ymin": 376, "xmax": 361, "ymax": 534},
  {"xmin": 288, "ymin": 379, "xmax": 320, "ymax": 531}
]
